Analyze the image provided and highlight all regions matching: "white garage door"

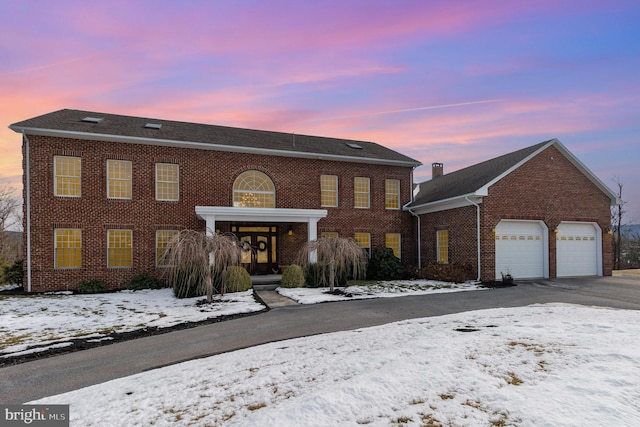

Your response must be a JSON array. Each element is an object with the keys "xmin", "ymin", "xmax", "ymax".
[
  {"xmin": 556, "ymin": 222, "xmax": 598, "ymax": 277},
  {"xmin": 495, "ymin": 221, "xmax": 545, "ymax": 280}
]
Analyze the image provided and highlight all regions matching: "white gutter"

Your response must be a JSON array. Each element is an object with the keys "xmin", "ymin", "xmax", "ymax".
[
  {"xmin": 23, "ymin": 132, "xmax": 32, "ymax": 292},
  {"xmin": 465, "ymin": 196, "xmax": 481, "ymax": 281},
  {"xmin": 403, "ymin": 166, "xmax": 421, "ymax": 270},
  {"xmin": 8, "ymin": 126, "xmax": 422, "ymax": 168}
]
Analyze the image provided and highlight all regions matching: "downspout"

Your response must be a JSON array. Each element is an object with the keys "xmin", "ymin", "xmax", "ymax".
[
  {"xmin": 405, "ymin": 206, "xmax": 421, "ymax": 270},
  {"xmin": 465, "ymin": 196, "xmax": 481, "ymax": 281},
  {"xmin": 403, "ymin": 166, "xmax": 421, "ymax": 270},
  {"xmin": 23, "ymin": 132, "xmax": 32, "ymax": 292}
]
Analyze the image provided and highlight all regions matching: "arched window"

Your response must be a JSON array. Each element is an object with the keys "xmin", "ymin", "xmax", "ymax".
[{"xmin": 233, "ymin": 170, "xmax": 275, "ymax": 208}]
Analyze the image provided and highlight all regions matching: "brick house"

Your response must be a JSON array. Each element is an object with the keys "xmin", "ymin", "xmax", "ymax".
[
  {"xmin": 10, "ymin": 111, "xmax": 617, "ymax": 292},
  {"xmin": 405, "ymin": 139, "xmax": 619, "ymax": 282},
  {"xmin": 11, "ymin": 109, "xmax": 420, "ymax": 292}
]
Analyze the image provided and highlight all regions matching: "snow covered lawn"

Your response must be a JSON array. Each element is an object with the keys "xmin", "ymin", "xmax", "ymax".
[
  {"xmin": 0, "ymin": 280, "xmax": 483, "ymax": 359},
  {"xmin": 0, "ymin": 289, "xmax": 264, "ymax": 359},
  {"xmin": 278, "ymin": 279, "xmax": 484, "ymax": 304},
  {"xmin": 32, "ymin": 304, "xmax": 640, "ymax": 426}
]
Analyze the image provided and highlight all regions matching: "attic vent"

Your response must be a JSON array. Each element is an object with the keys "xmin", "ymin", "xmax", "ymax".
[
  {"xmin": 346, "ymin": 143, "xmax": 363, "ymax": 149},
  {"xmin": 144, "ymin": 123, "xmax": 162, "ymax": 129},
  {"xmin": 81, "ymin": 117, "xmax": 103, "ymax": 123}
]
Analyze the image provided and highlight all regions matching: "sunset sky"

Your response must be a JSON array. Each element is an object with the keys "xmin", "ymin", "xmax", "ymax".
[{"xmin": 1, "ymin": 0, "xmax": 639, "ymax": 221}]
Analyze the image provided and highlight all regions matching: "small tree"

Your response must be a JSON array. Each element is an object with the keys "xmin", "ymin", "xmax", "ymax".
[
  {"xmin": 0, "ymin": 184, "xmax": 21, "ymax": 263},
  {"xmin": 296, "ymin": 237, "xmax": 367, "ymax": 291},
  {"xmin": 611, "ymin": 177, "xmax": 627, "ymax": 270},
  {"xmin": 162, "ymin": 229, "xmax": 243, "ymax": 302}
]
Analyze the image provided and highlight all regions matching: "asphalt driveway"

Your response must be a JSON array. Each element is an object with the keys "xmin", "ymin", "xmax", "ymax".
[{"xmin": 2, "ymin": 276, "xmax": 640, "ymax": 404}]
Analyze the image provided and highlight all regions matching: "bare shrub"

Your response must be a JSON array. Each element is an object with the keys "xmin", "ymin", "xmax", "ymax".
[
  {"xmin": 296, "ymin": 237, "xmax": 366, "ymax": 291},
  {"xmin": 162, "ymin": 229, "xmax": 243, "ymax": 302}
]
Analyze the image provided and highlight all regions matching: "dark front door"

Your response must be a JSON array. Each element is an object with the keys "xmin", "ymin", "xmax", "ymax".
[{"xmin": 232, "ymin": 225, "xmax": 278, "ymax": 275}]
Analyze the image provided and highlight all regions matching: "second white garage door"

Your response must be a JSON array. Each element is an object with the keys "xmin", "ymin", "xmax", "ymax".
[
  {"xmin": 495, "ymin": 220, "xmax": 546, "ymax": 280},
  {"xmin": 556, "ymin": 222, "xmax": 599, "ymax": 277}
]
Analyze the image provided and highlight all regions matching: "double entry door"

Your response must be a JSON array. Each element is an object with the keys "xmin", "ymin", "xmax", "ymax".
[{"xmin": 232, "ymin": 225, "xmax": 278, "ymax": 275}]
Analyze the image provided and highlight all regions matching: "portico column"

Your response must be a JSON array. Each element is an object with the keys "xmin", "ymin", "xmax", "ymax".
[
  {"xmin": 204, "ymin": 216, "xmax": 216, "ymax": 236},
  {"xmin": 308, "ymin": 217, "xmax": 319, "ymax": 262}
]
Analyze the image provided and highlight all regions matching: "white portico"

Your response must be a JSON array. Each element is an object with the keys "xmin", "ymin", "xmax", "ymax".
[{"xmin": 195, "ymin": 206, "xmax": 328, "ymax": 268}]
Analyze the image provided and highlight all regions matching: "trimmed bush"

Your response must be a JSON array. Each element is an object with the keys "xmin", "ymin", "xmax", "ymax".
[
  {"xmin": 422, "ymin": 261, "xmax": 475, "ymax": 283},
  {"xmin": 128, "ymin": 273, "xmax": 165, "ymax": 290},
  {"xmin": 172, "ymin": 263, "xmax": 204, "ymax": 298},
  {"xmin": 280, "ymin": 264, "xmax": 305, "ymax": 288},
  {"xmin": 367, "ymin": 247, "xmax": 405, "ymax": 280},
  {"xmin": 77, "ymin": 279, "xmax": 108, "ymax": 294},
  {"xmin": 225, "ymin": 266, "xmax": 252, "ymax": 292},
  {"xmin": 303, "ymin": 262, "xmax": 348, "ymax": 288}
]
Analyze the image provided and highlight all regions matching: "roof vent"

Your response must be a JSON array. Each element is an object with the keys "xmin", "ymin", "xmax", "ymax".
[
  {"xmin": 144, "ymin": 123, "xmax": 162, "ymax": 129},
  {"xmin": 81, "ymin": 117, "xmax": 103, "ymax": 123},
  {"xmin": 346, "ymin": 142, "xmax": 363, "ymax": 149}
]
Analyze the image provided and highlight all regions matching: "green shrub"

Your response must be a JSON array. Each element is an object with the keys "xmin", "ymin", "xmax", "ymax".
[
  {"xmin": 1, "ymin": 259, "xmax": 23, "ymax": 285},
  {"xmin": 422, "ymin": 261, "xmax": 475, "ymax": 283},
  {"xmin": 280, "ymin": 264, "xmax": 305, "ymax": 288},
  {"xmin": 128, "ymin": 272, "xmax": 164, "ymax": 290},
  {"xmin": 303, "ymin": 262, "xmax": 348, "ymax": 288},
  {"xmin": 77, "ymin": 279, "xmax": 109, "ymax": 294},
  {"xmin": 172, "ymin": 263, "xmax": 204, "ymax": 298},
  {"xmin": 225, "ymin": 266, "xmax": 252, "ymax": 292},
  {"xmin": 367, "ymin": 247, "xmax": 405, "ymax": 280}
]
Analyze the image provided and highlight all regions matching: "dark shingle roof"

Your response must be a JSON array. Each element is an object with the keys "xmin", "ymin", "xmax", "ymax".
[
  {"xmin": 10, "ymin": 109, "xmax": 421, "ymax": 167},
  {"xmin": 409, "ymin": 140, "xmax": 553, "ymax": 207}
]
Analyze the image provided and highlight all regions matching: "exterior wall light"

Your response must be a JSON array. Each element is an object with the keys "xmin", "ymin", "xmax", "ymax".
[{"xmin": 288, "ymin": 226, "xmax": 294, "ymax": 236}]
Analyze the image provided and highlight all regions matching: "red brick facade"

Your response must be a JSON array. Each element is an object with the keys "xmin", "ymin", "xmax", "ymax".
[
  {"xmin": 23, "ymin": 135, "xmax": 416, "ymax": 292},
  {"xmin": 419, "ymin": 145, "xmax": 614, "ymax": 281}
]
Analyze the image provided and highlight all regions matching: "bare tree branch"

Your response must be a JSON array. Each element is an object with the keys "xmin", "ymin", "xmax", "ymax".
[{"xmin": 0, "ymin": 185, "xmax": 21, "ymax": 262}]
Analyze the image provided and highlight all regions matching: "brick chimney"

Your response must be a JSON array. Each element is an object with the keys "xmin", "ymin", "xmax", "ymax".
[{"xmin": 432, "ymin": 162, "xmax": 443, "ymax": 179}]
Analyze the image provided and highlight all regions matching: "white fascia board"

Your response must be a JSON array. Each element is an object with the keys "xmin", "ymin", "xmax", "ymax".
[
  {"xmin": 9, "ymin": 126, "xmax": 421, "ymax": 168},
  {"xmin": 196, "ymin": 206, "xmax": 328, "ymax": 222},
  {"xmin": 405, "ymin": 193, "xmax": 483, "ymax": 215}
]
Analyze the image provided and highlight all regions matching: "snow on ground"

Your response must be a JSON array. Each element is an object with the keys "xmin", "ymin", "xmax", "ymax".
[
  {"xmin": 278, "ymin": 279, "xmax": 484, "ymax": 304},
  {"xmin": 32, "ymin": 304, "xmax": 640, "ymax": 426},
  {"xmin": 0, "ymin": 280, "xmax": 480, "ymax": 358},
  {"xmin": 0, "ymin": 289, "xmax": 264, "ymax": 358}
]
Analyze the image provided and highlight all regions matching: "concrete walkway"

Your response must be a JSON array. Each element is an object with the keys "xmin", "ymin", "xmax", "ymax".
[
  {"xmin": 252, "ymin": 274, "xmax": 299, "ymax": 308},
  {"xmin": 254, "ymin": 289, "xmax": 299, "ymax": 307}
]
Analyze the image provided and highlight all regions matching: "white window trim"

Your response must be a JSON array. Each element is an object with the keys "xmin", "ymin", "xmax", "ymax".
[
  {"xmin": 54, "ymin": 155, "xmax": 82, "ymax": 198},
  {"xmin": 385, "ymin": 179, "xmax": 400, "ymax": 210},
  {"xmin": 385, "ymin": 232, "xmax": 401, "ymax": 259},
  {"xmin": 54, "ymin": 228, "xmax": 82, "ymax": 269},
  {"xmin": 107, "ymin": 229, "xmax": 133, "ymax": 269},
  {"xmin": 320, "ymin": 175, "xmax": 338, "ymax": 208},
  {"xmin": 107, "ymin": 159, "xmax": 132, "ymax": 200},
  {"xmin": 437, "ymin": 229, "xmax": 449, "ymax": 264},
  {"xmin": 156, "ymin": 230, "xmax": 178, "ymax": 267},
  {"xmin": 354, "ymin": 177, "xmax": 370, "ymax": 209},
  {"xmin": 155, "ymin": 163, "xmax": 180, "ymax": 201},
  {"xmin": 355, "ymin": 232, "xmax": 371, "ymax": 258}
]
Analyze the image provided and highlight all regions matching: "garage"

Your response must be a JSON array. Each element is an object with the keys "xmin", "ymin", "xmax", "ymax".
[
  {"xmin": 556, "ymin": 222, "xmax": 600, "ymax": 277},
  {"xmin": 495, "ymin": 220, "xmax": 547, "ymax": 280}
]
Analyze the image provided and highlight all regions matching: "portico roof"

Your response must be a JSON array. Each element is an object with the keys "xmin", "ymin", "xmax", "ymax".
[{"xmin": 195, "ymin": 206, "xmax": 328, "ymax": 223}]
